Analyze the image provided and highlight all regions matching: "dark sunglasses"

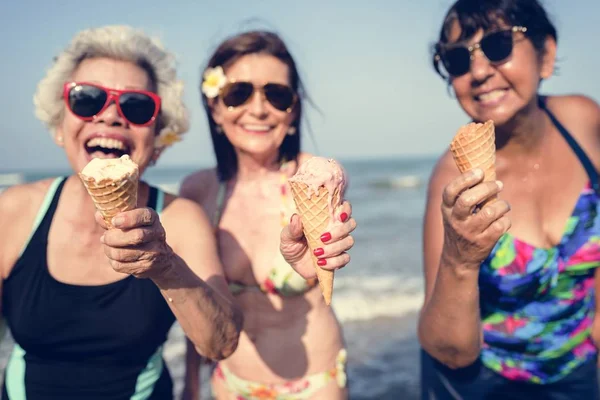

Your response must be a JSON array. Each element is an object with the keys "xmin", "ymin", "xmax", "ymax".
[
  {"xmin": 435, "ymin": 26, "xmax": 528, "ymax": 78},
  {"xmin": 63, "ymin": 82, "xmax": 161, "ymax": 126},
  {"xmin": 220, "ymin": 81, "xmax": 297, "ymax": 112}
]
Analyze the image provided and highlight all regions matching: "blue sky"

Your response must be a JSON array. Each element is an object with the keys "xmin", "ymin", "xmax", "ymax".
[{"xmin": 2, "ymin": 0, "xmax": 599, "ymax": 171}]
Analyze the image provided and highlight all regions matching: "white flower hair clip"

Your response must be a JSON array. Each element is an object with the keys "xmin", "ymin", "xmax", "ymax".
[{"xmin": 201, "ymin": 66, "xmax": 227, "ymax": 99}]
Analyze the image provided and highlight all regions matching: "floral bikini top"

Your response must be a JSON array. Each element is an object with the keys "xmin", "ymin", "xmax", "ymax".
[
  {"xmin": 213, "ymin": 162, "xmax": 317, "ymax": 297},
  {"xmin": 479, "ymin": 96, "xmax": 600, "ymax": 384}
]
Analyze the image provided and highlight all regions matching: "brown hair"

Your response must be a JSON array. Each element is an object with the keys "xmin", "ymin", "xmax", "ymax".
[{"xmin": 201, "ymin": 30, "xmax": 305, "ymax": 181}]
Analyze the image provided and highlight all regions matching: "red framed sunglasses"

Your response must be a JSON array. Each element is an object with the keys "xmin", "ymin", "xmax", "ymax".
[{"xmin": 63, "ymin": 82, "xmax": 161, "ymax": 126}]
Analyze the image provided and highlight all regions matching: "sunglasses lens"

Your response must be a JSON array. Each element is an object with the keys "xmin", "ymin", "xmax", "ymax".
[
  {"xmin": 264, "ymin": 84, "xmax": 295, "ymax": 111},
  {"xmin": 68, "ymin": 84, "xmax": 107, "ymax": 118},
  {"xmin": 119, "ymin": 92, "xmax": 158, "ymax": 125},
  {"xmin": 442, "ymin": 47, "xmax": 471, "ymax": 77},
  {"xmin": 481, "ymin": 30, "xmax": 513, "ymax": 62},
  {"xmin": 221, "ymin": 82, "xmax": 254, "ymax": 108}
]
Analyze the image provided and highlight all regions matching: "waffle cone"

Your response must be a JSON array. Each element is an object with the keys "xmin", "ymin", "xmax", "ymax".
[
  {"xmin": 79, "ymin": 171, "xmax": 139, "ymax": 228},
  {"xmin": 289, "ymin": 181, "xmax": 341, "ymax": 305},
  {"xmin": 450, "ymin": 120, "xmax": 497, "ymax": 205}
]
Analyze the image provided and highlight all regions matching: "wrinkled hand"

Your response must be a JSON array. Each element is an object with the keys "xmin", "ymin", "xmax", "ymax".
[
  {"xmin": 441, "ymin": 169, "xmax": 511, "ymax": 270},
  {"xmin": 96, "ymin": 208, "xmax": 173, "ymax": 279},
  {"xmin": 280, "ymin": 201, "xmax": 357, "ymax": 279}
]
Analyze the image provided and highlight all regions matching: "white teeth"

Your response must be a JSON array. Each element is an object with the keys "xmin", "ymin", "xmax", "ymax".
[
  {"xmin": 87, "ymin": 137, "xmax": 126, "ymax": 150},
  {"xmin": 242, "ymin": 124, "xmax": 271, "ymax": 132},
  {"xmin": 478, "ymin": 90, "xmax": 505, "ymax": 102}
]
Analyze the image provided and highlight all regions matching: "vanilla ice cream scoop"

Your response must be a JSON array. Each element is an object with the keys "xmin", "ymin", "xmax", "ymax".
[
  {"xmin": 80, "ymin": 155, "xmax": 139, "ymax": 182},
  {"xmin": 79, "ymin": 155, "xmax": 140, "ymax": 228}
]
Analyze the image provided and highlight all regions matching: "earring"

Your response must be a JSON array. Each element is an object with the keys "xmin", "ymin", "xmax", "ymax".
[
  {"xmin": 227, "ymin": 106, "xmax": 234, "ymax": 112},
  {"xmin": 215, "ymin": 125, "xmax": 224, "ymax": 134},
  {"xmin": 287, "ymin": 126, "xmax": 297, "ymax": 136},
  {"xmin": 56, "ymin": 135, "xmax": 64, "ymax": 145}
]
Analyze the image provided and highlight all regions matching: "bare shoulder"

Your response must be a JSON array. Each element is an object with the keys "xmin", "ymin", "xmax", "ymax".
[
  {"xmin": 0, "ymin": 179, "xmax": 57, "ymax": 277},
  {"xmin": 545, "ymin": 94, "xmax": 600, "ymax": 163},
  {"xmin": 0, "ymin": 179, "xmax": 55, "ymax": 223},
  {"xmin": 179, "ymin": 167, "xmax": 219, "ymax": 203},
  {"xmin": 546, "ymin": 94, "xmax": 600, "ymax": 121},
  {"xmin": 159, "ymin": 195, "xmax": 213, "ymax": 238}
]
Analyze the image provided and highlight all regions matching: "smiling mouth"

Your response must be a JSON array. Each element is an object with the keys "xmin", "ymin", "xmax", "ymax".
[
  {"xmin": 85, "ymin": 137, "xmax": 130, "ymax": 159},
  {"xmin": 475, "ymin": 89, "xmax": 507, "ymax": 102},
  {"xmin": 241, "ymin": 124, "xmax": 274, "ymax": 133}
]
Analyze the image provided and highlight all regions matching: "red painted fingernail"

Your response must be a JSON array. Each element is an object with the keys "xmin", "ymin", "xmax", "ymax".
[
  {"xmin": 340, "ymin": 212, "xmax": 348, "ymax": 222},
  {"xmin": 313, "ymin": 248, "xmax": 324, "ymax": 256},
  {"xmin": 320, "ymin": 232, "xmax": 331, "ymax": 243},
  {"xmin": 317, "ymin": 258, "xmax": 327, "ymax": 266}
]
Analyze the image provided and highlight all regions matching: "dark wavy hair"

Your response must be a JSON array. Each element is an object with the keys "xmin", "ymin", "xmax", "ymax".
[
  {"xmin": 432, "ymin": 0, "xmax": 558, "ymax": 80},
  {"xmin": 200, "ymin": 30, "xmax": 305, "ymax": 181}
]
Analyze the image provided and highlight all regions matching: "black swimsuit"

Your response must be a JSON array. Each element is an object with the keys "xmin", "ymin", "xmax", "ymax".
[{"xmin": 2, "ymin": 178, "xmax": 176, "ymax": 399}]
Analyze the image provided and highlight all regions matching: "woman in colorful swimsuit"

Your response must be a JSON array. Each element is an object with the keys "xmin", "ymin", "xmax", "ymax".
[
  {"xmin": 180, "ymin": 30, "xmax": 356, "ymax": 400},
  {"xmin": 419, "ymin": 0, "xmax": 600, "ymax": 399}
]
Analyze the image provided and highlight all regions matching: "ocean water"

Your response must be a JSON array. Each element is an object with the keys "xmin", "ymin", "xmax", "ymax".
[{"xmin": 0, "ymin": 156, "xmax": 438, "ymax": 399}]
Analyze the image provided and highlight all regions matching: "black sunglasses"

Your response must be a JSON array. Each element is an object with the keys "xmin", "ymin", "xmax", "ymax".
[
  {"xmin": 64, "ymin": 82, "xmax": 161, "ymax": 126},
  {"xmin": 220, "ymin": 81, "xmax": 297, "ymax": 112},
  {"xmin": 435, "ymin": 26, "xmax": 528, "ymax": 78}
]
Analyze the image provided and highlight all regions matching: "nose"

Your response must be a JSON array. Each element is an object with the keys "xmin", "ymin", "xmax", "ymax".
[
  {"xmin": 94, "ymin": 100, "xmax": 126, "ymax": 126},
  {"xmin": 248, "ymin": 89, "xmax": 268, "ymax": 118},
  {"xmin": 469, "ymin": 49, "xmax": 494, "ymax": 83}
]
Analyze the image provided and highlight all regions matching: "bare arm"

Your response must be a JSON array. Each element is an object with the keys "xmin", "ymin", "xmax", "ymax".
[
  {"xmin": 99, "ymin": 199, "xmax": 243, "ymax": 361},
  {"xmin": 155, "ymin": 199, "xmax": 243, "ymax": 360},
  {"xmin": 178, "ymin": 171, "xmax": 221, "ymax": 398},
  {"xmin": 418, "ymin": 158, "xmax": 510, "ymax": 368}
]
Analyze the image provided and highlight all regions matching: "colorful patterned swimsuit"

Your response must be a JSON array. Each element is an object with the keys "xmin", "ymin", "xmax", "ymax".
[
  {"xmin": 479, "ymin": 98, "xmax": 600, "ymax": 384},
  {"xmin": 421, "ymin": 96, "xmax": 600, "ymax": 399}
]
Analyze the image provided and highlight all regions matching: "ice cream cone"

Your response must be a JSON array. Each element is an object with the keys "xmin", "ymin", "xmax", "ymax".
[
  {"xmin": 79, "ymin": 156, "xmax": 139, "ymax": 228},
  {"xmin": 450, "ymin": 120, "xmax": 497, "ymax": 205},
  {"xmin": 289, "ymin": 181, "xmax": 341, "ymax": 305}
]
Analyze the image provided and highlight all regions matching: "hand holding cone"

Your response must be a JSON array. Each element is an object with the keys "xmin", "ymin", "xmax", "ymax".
[
  {"xmin": 288, "ymin": 157, "xmax": 346, "ymax": 305},
  {"xmin": 79, "ymin": 155, "xmax": 140, "ymax": 228},
  {"xmin": 450, "ymin": 120, "xmax": 497, "ymax": 206}
]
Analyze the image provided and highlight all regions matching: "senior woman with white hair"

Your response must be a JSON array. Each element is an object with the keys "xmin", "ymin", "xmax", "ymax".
[{"xmin": 0, "ymin": 25, "xmax": 245, "ymax": 399}]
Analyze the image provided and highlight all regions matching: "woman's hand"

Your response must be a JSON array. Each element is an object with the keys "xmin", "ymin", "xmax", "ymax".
[
  {"xmin": 280, "ymin": 201, "xmax": 357, "ymax": 279},
  {"xmin": 440, "ymin": 169, "xmax": 511, "ymax": 270},
  {"xmin": 96, "ymin": 208, "xmax": 174, "ymax": 279}
]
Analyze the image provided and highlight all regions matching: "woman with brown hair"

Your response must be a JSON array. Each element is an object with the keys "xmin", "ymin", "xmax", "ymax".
[{"xmin": 180, "ymin": 30, "xmax": 356, "ymax": 399}]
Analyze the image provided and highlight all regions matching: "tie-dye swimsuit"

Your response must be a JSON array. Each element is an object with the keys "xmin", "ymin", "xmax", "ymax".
[
  {"xmin": 479, "ymin": 98, "xmax": 600, "ymax": 384},
  {"xmin": 421, "ymin": 96, "xmax": 600, "ymax": 400}
]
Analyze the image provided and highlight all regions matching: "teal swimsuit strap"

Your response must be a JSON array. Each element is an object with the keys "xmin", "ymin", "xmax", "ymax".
[
  {"xmin": 155, "ymin": 187, "xmax": 165, "ymax": 215},
  {"xmin": 18, "ymin": 177, "xmax": 66, "ymax": 258}
]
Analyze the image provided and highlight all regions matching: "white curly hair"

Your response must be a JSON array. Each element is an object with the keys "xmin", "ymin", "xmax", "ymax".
[{"xmin": 34, "ymin": 25, "xmax": 189, "ymax": 148}]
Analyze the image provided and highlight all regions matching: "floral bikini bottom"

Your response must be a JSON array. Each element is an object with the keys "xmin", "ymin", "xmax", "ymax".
[{"xmin": 212, "ymin": 349, "xmax": 347, "ymax": 400}]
